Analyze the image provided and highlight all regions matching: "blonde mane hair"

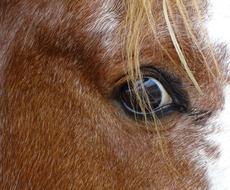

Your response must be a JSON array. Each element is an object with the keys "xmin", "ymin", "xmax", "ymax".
[{"xmin": 124, "ymin": 0, "xmax": 222, "ymax": 121}]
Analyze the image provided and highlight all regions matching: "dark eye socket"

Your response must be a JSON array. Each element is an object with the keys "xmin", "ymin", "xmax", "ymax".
[{"xmin": 116, "ymin": 67, "xmax": 188, "ymax": 119}]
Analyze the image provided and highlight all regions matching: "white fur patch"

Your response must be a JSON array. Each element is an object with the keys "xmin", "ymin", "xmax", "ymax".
[
  {"xmin": 88, "ymin": 1, "xmax": 119, "ymax": 51},
  {"xmin": 205, "ymin": 2, "xmax": 230, "ymax": 184},
  {"xmin": 205, "ymin": 85, "xmax": 230, "ymax": 190},
  {"xmin": 207, "ymin": 0, "xmax": 230, "ymax": 46}
]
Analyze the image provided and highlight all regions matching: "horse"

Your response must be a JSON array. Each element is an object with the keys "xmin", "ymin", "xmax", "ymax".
[{"xmin": 0, "ymin": 0, "xmax": 229, "ymax": 189}]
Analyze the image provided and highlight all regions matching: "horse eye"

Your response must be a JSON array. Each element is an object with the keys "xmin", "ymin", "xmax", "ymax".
[{"xmin": 117, "ymin": 74, "xmax": 187, "ymax": 119}]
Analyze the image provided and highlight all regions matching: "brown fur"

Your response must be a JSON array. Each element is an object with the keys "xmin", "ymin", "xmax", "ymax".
[{"xmin": 0, "ymin": 0, "xmax": 228, "ymax": 189}]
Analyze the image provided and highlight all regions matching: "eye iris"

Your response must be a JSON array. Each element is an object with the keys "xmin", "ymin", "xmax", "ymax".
[
  {"xmin": 120, "ymin": 77, "xmax": 163, "ymax": 113},
  {"xmin": 143, "ymin": 78, "xmax": 162, "ymax": 108}
]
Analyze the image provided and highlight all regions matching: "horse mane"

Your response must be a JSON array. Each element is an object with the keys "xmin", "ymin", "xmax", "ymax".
[{"xmin": 126, "ymin": 0, "xmax": 220, "ymax": 86}]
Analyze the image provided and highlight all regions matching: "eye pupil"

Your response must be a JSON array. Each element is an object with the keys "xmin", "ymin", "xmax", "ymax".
[
  {"xmin": 143, "ymin": 78, "xmax": 162, "ymax": 108},
  {"xmin": 120, "ymin": 77, "xmax": 163, "ymax": 114}
]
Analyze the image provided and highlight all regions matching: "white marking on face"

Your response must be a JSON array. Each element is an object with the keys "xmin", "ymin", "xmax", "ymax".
[
  {"xmin": 207, "ymin": 0, "xmax": 230, "ymax": 46},
  {"xmin": 88, "ymin": 1, "xmax": 119, "ymax": 51},
  {"xmin": 205, "ymin": 85, "xmax": 230, "ymax": 190}
]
